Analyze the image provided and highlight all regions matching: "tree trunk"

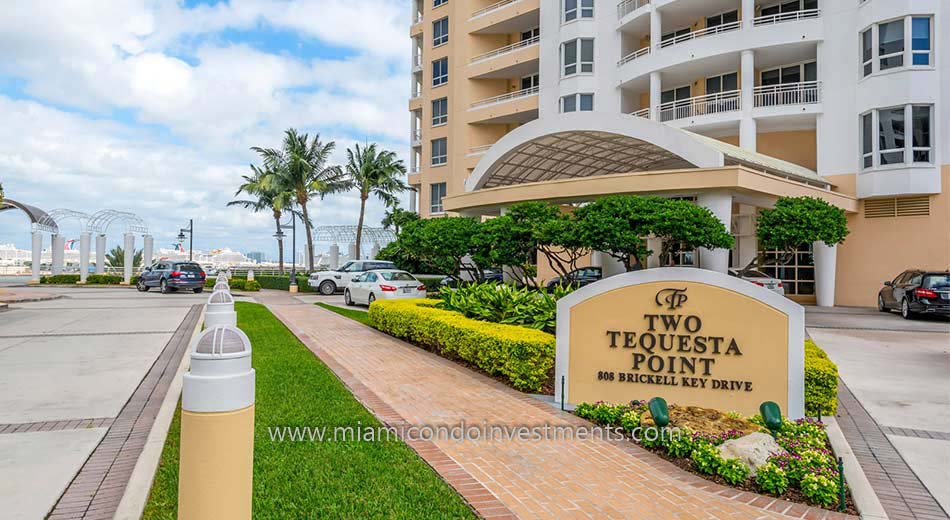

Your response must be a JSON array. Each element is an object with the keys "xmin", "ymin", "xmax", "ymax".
[
  {"xmin": 300, "ymin": 199, "xmax": 315, "ymax": 272},
  {"xmin": 355, "ymin": 194, "xmax": 367, "ymax": 259},
  {"xmin": 274, "ymin": 214, "xmax": 284, "ymax": 274}
]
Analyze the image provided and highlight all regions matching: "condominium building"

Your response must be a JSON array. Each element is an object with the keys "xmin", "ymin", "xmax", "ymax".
[{"xmin": 407, "ymin": 0, "xmax": 948, "ymax": 307}]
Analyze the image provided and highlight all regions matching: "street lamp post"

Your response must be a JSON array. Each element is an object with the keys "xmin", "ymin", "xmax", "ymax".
[
  {"xmin": 277, "ymin": 212, "xmax": 298, "ymax": 291},
  {"xmin": 178, "ymin": 219, "xmax": 194, "ymax": 261}
]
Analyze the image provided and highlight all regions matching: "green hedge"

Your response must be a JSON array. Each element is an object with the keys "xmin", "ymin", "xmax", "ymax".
[
  {"xmin": 804, "ymin": 339, "xmax": 838, "ymax": 416},
  {"xmin": 252, "ymin": 274, "xmax": 315, "ymax": 292},
  {"xmin": 203, "ymin": 277, "xmax": 261, "ymax": 292},
  {"xmin": 368, "ymin": 299, "xmax": 555, "ymax": 392},
  {"xmin": 40, "ymin": 274, "xmax": 138, "ymax": 285}
]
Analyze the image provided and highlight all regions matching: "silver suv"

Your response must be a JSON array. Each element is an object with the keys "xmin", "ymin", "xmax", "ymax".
[{"xmin": 308, "ymin": 260, "xmax": 397, "ymax": 295}]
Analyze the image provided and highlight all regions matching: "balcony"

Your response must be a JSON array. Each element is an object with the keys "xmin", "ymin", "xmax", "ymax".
[
  {"xmin": 618, "ymin": 46, "xmax": 650, "ymax": 67},
  {"xmin": 468, "ymin": 86, "xmax": 539, "ymax": 124},
  {"xmin": 752, "ymin": 8, "xmax": 820, "ymax": 27},
  {"xmin": 752, "ymin": 81, "xmax": 821, "ymax": 108},
  {"xmin": 412, "ymin": 54, "xmax": 422, "ymax": 72},
  {"xmin": 468, "ymin": 0, "xmax": 540, "ymax": 35},
  {"xmin": 658, "ymin": 90, "xmax": 740, "ymax": 122},
  {"xmin": 469, "ymin": 36, "xmax": 540, "ymax": 79},
  {"xmin": 617, "ymin": 0, "xmax": 650, "ymax": 20},
  {"xmin": 659, "ymin": 21, "xmax": 741, "ymax": 49},
  {"xmin": 468, "ymin": 144, "xmax": 493, "ymax": 156},
  {"xmin": 411, "ymin": 129, "xmax": 422, "ymax": 147},
  {"xmin": 629, "ymin": 107, "xmax": 650, "ymax": 118}
]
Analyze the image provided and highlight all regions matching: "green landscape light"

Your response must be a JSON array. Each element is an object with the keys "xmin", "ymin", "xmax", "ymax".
[
  {"xmin": 648, "ymin": 397, "xmax": 669, "ymax": 428},
  {"xmin": 759, "ymin": 401, "xmax": 783, "ymax": 435}
]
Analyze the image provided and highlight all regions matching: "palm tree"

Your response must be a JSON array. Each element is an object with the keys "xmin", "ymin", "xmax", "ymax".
[
  {"xmin": 342, "ymin": 143, "xmax": 407, "ymax": 257},
  {"xmin": 228, "ymin": 164, "xmax": 292, "ymax": 273},
  {"xmin": 253, "ymin": 129, "xmax": 347, "ymax": 271},
  {"xmin": 105, "ymin": 246, "xmax": 143, "ymax": 268},
  {"xmin": 381, "ymin": 201, "xmax": 418, "ymax": 236}
]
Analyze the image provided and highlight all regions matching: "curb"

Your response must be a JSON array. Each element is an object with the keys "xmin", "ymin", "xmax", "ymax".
[
  {"xmin": 824, "ymin": 415, "xmax": 889, "ymax": 520},
  {"xmin": 113, "ymin": 306, "xmax": 205, "ymax": 520},
  {"xmin": 0, "ymin": 293, "xmax": 64, "ymax": 304}
]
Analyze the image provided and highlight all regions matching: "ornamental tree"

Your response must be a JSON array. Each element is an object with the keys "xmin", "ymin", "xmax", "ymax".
[
  {"xmin": 754, "ymin": 196, "xmax": 849, "ymax": 268},
  {"xmin": 395, "ymin": 216, "xmax": 481, "ymax": 280},
  {"xmin": 575, "ymin": 195, "xmax": 734, "ymax": 271},
  {"xmin": 506, "ymin": 201, "xmax": 587, "ymax": 281},
  {"xmin": 470, "ymin": 215, "xmax": 539, "ymax": 288}
]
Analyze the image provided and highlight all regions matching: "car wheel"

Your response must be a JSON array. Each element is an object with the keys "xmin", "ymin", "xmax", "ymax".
[
  {"xmin": 193, "ymin": 288, "xmax": 203, "ymax": 294},
  {"xmin": 367, "ymin": 293, "xmax": 376, "ymax": 306},
  {"xmin": 878, "ymin": 294, "xmax": 888, "ymax": 312},
  {"xmin": 319, "ymin": 280, "xmax": 337, "ymax": 295},
  {"xmin": 344, "ymin": 290, "xmax": 354, "ymax": 306},
  {"xmin": 160, "ymin": 279, "xmax": 169, "ymax": 294},
  {"xmin": 901, "ymin": 299, "xmax": 915, "ymax": 320},
  {"xmin": 136, "ymin": 279, "xmax": 149, "ymax": 292}
]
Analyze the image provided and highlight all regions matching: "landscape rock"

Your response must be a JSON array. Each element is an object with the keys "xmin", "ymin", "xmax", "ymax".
[{"xmin": 717, "ymin": 432, "xmax": 786, "ymax": 476}]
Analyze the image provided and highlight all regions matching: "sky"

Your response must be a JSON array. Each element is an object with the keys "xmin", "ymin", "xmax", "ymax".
[{"xmin": 0, "ymin": 0, "xmax": 411, "ymax": 259}]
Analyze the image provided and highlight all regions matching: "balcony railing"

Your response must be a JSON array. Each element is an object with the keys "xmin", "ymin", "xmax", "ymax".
[
  {"xmin": 470, "ymin": 85, "xmax": 539, "ymax": 109},
  {"xmin": 629, "ymin": 107, "xmax": 650, "ymax": 118},
  {"xmin": 470, "ymin": 36, "xmax": 539, "ymax": 64},
  {"xmin": 412, "ymin": 129, "xmax": 422, "ymax": 143},
  {"xmin": 409, "ymin": 165, "xmax": 420, "ymax": 174},
  {"xmin": 753, "ymin": 81, "xmax": 821, "ymax": 107},
  {"xmin": 413, "ymin": 54, "xmax": 422, "ymax": 68},
  {"xmin": 658, "ymin": 90, "xmax": 740, "ymax": 122},
  {"xmin": 753, "ymin": 8, "xmax": 820, "ymax": 27},
  {"xmin": 471, "ymin": 0, "xmax": 522, "ymax": 20},
  {"xmin": 412, "ymin": 11, "xmax": 423, "ymax": 24},
  {"xmin": 618, "ymin": 46, "xmax": 651, "ymax": 66},
  {"xmin": 468, "ymin": 144, "xmax": 493, "ymax": 155},
  {"xmin": 617, "ymin": 0, "xmax": 650, "ymax": 19},
  {"xmin": 659, "ymin": 21, "xmax": 741, "ymax": 49}
]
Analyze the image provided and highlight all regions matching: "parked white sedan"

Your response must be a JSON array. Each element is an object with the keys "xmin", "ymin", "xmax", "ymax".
[
  {"xmin": 728, "ymin": 268, "xmax": 785, "ymax": 296},
  {"xmin": 344, "ymin": 270, "xmax": 427, "ymax": 306}
]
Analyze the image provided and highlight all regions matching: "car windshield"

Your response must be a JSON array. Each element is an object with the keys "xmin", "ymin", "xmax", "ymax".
[
  {"xmin": 923, "ymin": 274, "xmax": 950, "ymax": 289},
  {"xmin": 176, "ymin": 263, "xmax": 202, "ymax": 272},
  {"xmin": 338, "ymin": 262, "xmax": 356, "ymax": 272},
  {"xmin": 741, "ymin": 270, "xmax": 770, "ymax": 279},
  {"xmin": 380, "ymin": 272, "xmax": 415, "ymax": 281}
]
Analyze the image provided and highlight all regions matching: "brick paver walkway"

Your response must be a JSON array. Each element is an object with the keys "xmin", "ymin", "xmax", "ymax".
[{"xmin": 261, "ymin": 292, "xmax": 853, "ymax": 520}]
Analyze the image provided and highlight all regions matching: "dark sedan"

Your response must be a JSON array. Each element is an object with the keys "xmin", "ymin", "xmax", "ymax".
[
  {"xmin": 546, "ymin": 266, "xmax": 603, "ymax": 289},
  {"xmin": 137, "ymin": 261, "xmax": 207, "ymax": 294},
  {"xmin": 878, "ymin": 270, "xmax": 950, "ymax": 319},
  {"xmin": 440, "ymin": 269, "xmax": 504, "ymax": 288}
]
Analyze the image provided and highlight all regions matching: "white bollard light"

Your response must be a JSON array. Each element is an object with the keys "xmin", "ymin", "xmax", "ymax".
[
  {"xmin": 205, "ymin": 290, "xmax": 237, "ymax": 328},
  {"xmin": 247, "ymin": 269, "xmax": 255, "ymax": 281},
  {"xmin": 179, "ymin": 326, "xmax": 255, "ymax": 520}
]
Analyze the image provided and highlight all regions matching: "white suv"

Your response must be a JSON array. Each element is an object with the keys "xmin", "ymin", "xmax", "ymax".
[{"xmin": 308, "ymin": 260, "xmax": 397, "ymax": 295}]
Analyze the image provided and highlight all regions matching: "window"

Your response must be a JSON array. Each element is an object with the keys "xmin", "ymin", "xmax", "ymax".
[
  {"xmin": 861, "ymin": 29, "xmax": 872, "ymax": 76},
  {"xmin": 761, "ymin": 62, "xmax": 816, "ymax": 85},
  {"xmin": 706, "ymin": 9, "xmax": 738, "ymax": 31},
  {"xmin": 661, "ymin": 28, "xmax": 690, "ymax": 44},
  {"xmin": 705, "ymin": 72, "xmax": 738, "ymax": 94},
  {"xmin": 560, "ymin": 93, "xmax": 594, "ymax": 112},
  {"xmin": 878, "ymin": 20, "xmax": 904, "ymax": 70},
  {"xmin": 433, "ymin": 17, "xmax": 448, "ymax": 46},
  {"xmin": 434, "ymin": 0, "xmax": 448, "ymax": 6},
  {"xmin": 432, "ymin": 57, "xmax": 448, "ymax": 86},
  {"xmin": 521, "ymin": 74, "xmax": 539, "ymax": 91},
  {"xmin": 661, "ymin": 85, "xmax": 691, "ymax": 104},
  {"xmin": 659, "ymin": 85, "xmax": 691, "ymax": 121},
  {"xmin": 430, "ymin": 182, "xmax": 447, "ymax": 213},
  {"xmin": 562, "ymin": 39, "xmax": 594, "ymax": 76},
  {"xmin": 862, "ymin": 105, "xmax": 933, "ymax": 169},
  {"xmin": 761, "ymin": 0, "xmax": 816, "ymax": 16},
  {"xmin": 912, "ymin": 17, "xmax": 931, "ymax": 65},
  {"xmin": 432, "ymin": 98, "xmax": 448, "ymax": 126},
  {"xmin": 564, "ymin": 0, "xmax": 593, "ymax": 22},
  {"xmin": 431, "ymin": 138, "xmax": 447, "ymax": 166},
  {"xmin": 521, "ymin": 27, "xmax": 539, "ymax": 41}
]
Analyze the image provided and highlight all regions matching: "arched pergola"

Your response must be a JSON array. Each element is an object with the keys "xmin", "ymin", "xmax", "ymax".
[
  {"xmin": 44, "ymin": 209, "xmax": 92, "ymax": 277},
  {"xmin": 87, "ymin": 210, "xmax": 152, "ymax": 282},
  {"xmin": 0, "ymin": 199, "xmax": 58, "ymax": 281}
]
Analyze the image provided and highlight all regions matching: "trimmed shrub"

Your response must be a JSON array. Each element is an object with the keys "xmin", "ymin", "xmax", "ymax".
[
  {"xmin": 756, "ymin": 462, "xmax": 790, "ymax": 495},
  {"xmin": 800, "ymin": 472, "xmax": 839, "ymax": 507},
  {"xmin": 804, "ymin": 340, "xmax": 838, "ymax": 416},
  {"xmin": 40, "ymin": 274, "xmax": 80, "ymax": 284},
  {"xmin": 369, "ymin": 299, "xmax": 555, "ymax": 392},
  {"xmin": 690, "ymin": 442, "xmax": 722, "ymax": 475},
  {"xmin": 717, "ymin": 457, "xmax": 751, "ymax": 485},
  {"xmin": 40, "ymin": 274, "xmax": 137, "ymax": 285},
  {"xmin": 254, "ymin": 275, "xmax": 315, "ymax": 292},
  {"xmin": 244, "ymin": 280, "xmax": 261, "ymax": 292}
]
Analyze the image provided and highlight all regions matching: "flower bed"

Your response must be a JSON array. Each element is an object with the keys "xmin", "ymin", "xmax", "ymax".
[
  {"xmin": 574, "ymin": 401, "xmax": 855, "ymax": 512},
  {"xmin": 368, "ymin": 299, "xmax": 555, "ymax": 392}
]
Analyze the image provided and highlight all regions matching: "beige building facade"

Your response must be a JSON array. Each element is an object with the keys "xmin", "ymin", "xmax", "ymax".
[{"xmin": 408, "ymin": 0, "xmax": 949, "ymax": 307}]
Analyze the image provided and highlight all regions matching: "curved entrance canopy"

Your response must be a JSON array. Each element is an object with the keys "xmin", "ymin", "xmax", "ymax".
[
  {"xmin": 465, "ymin": 112, "xmax": 826, "ymax": 191},
  {"xmin": 0, "ymin": 198, "xmax": 58, "ymax": 233}
]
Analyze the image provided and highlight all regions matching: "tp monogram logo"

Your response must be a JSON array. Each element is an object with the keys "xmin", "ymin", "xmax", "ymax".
[{"xmin": 655, "ymin": 288, "xmax": 688, "ymax": 310}]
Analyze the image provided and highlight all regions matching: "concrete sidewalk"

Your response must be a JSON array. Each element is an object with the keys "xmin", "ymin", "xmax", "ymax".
[{"xmin": 0, "ymin": 286, "xmax": 205, "ymax": 520}]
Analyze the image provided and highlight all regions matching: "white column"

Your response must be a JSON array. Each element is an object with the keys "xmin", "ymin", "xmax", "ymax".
[
  {"xmin": 347, "ymin": 242, "xmax": 358, "ymax": 262},
  {"xmin": 328, "ymin": 243, "xmax": 340, "ymax": 270},
  {"xmin": 79, "ymin": 232, "xmax": 91, "ymax": 283},
  {"xmin": 31, "ymin": 231, "xmax": 42, "ymax": 282},
  {"xmin": 95, "ymin": 234, "xmax": 106, "ymax": 274},
  {"xmin": 742, "ymin": 0, "xmax": 755, "ymax": 29},
  {"xmin": 408, "ymin": 186, "xmax": 418, "ymax": 214},
  {"xmin": 740, "ymin": 49, "xmax": 756, "ymax": 151},
  {"xmin": 123, "ymin": 232, "xmax": 134, "ymax": 284},
  {"xmin": 143, "ymin": 235, "xmax": 154, "ymax": 268},
  {"xmin": 650, "ymin": 7, "xmax": 662, "ymax": 49},
  {"xmin": 51, "ymin": 234, "xmax": 65, "ymax": 275},
  {"xmin": 649, "ymin": 71, "xmax": 662, "ymax": 121},
  {"xmin": 370, "ymin": 242, "xmax": 380, "ymax": 260},
  {"xmin": 697, "ymin": 191, "xmax": 733, "ymax": 273},
  {"xmin": 736, "ymin": 204, "xmax": 758, "ymax": 269},
  {"xmin": 646, "ymin": 237, "xmax": 663, "ymax": 268},
  {"xmin": 813, "ymin": 242, "xmax": 837, "ymax": 307}
]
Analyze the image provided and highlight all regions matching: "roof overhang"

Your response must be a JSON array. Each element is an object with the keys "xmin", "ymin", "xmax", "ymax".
[{"xmin": 464, "ymin": 112, "xmax": 830, "ymax": 192}]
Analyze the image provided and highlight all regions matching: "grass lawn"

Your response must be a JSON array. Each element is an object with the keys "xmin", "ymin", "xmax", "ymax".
[
  {"xmin": 143, "ymin": 302, "xmax": 475, "ymax": 519},
  {"xmin": 315, "ymin": 302, "xmax": 371, "ymax": 326}
]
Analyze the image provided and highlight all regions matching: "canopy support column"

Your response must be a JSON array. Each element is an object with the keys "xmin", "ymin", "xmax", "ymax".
[
  {"xmin": 79, "ymin": 232, "xmax": 91, "ymax": 283},
  {"xmin": 814, "ymin": 242, "xmax": 837, "ymax": 307},
  {"xmin": 95, "ymin": 234, "xmax": 106, "ymax": 274},
  {"xmin": 51, "ymin": 234, "xmax": 65, "ymax": 276},
  {"xmin": 143, "ymin": 234, "xmax": 154, "ymax": 268},
  {"xmin": 122, "ymin": 233, "xmax": 134, "ymax": 284},
  {"xmin": 31, "ymin": 231, "xmax": 43, "ymax": 282},
  {"xmin": 328, "ymin": 243, "xmax": 340, "ymax": 270},
  {"xmin": 697, "ymin": 191, "xmax": 733, "ymax": 274}
]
